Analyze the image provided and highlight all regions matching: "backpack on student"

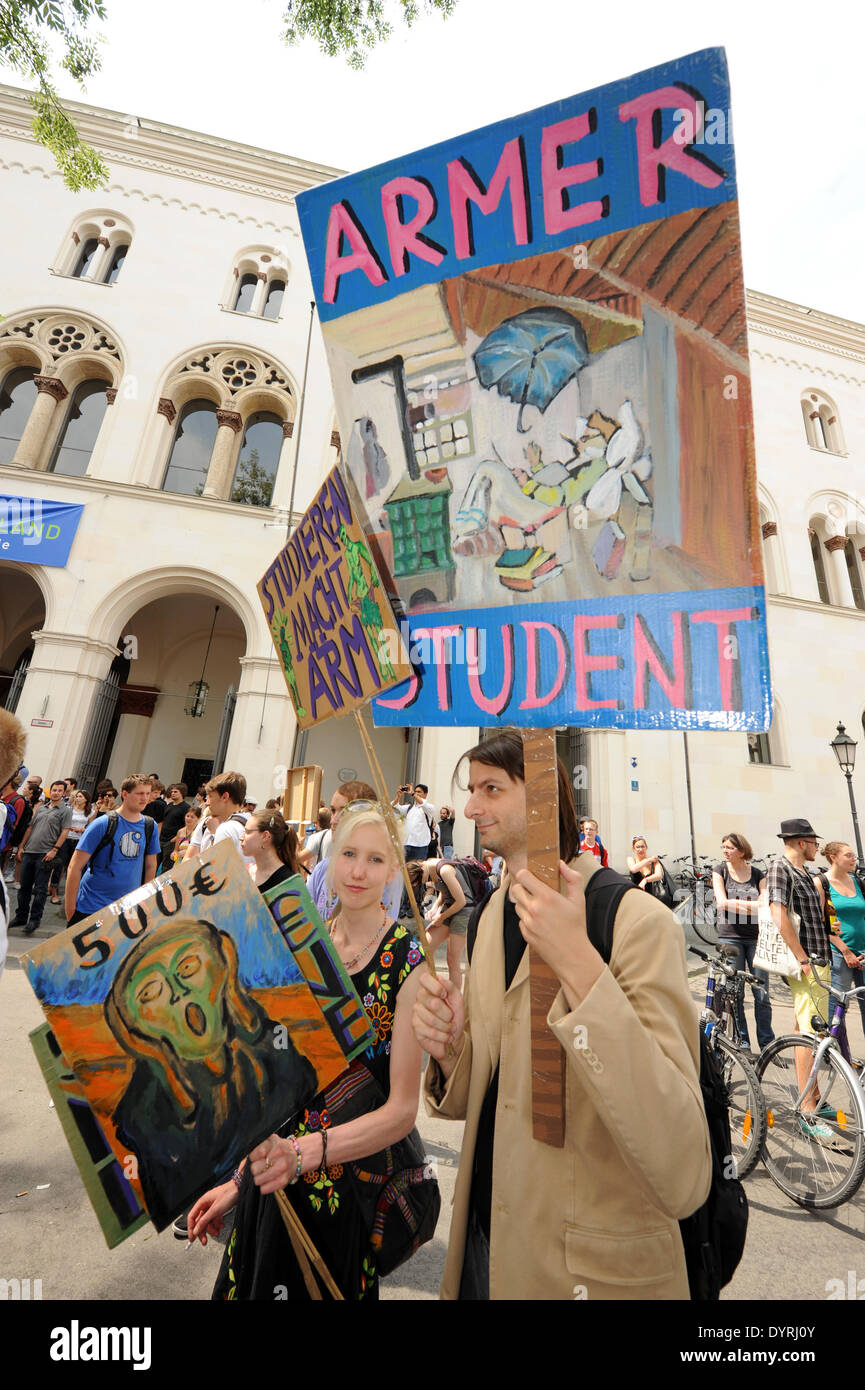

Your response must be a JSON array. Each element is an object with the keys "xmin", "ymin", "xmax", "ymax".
[
  {"xmin": 465, "ymin": 864, "xmax": 747, "ymax": 1301},
  {"xmin": 89, "ymin": 812, "xmax": 156, "ymax": 884},
  {"xmin": 583, "ymin": 866, "xmax": 748, "ymax": 1301},
  {"xmin": 0, "ymin": 797, "xmax": 20, "ymax": 854},
  {"xmin": 451, "ymin": 856, "xmax": 494, "ymax": 906}
]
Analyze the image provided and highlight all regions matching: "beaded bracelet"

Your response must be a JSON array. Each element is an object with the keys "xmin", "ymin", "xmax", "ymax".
[
  {"xmin": 232, "ymin": 1167, "xmax": 243, "ymax": 1191},
  {"xmin": 287, "ymin": 1134, "xmax": 303, "ymax": 1184}
]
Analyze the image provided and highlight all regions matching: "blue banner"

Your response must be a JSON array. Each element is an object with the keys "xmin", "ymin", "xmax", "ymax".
[
  {"xmin": 0, "ymin": 495, "xmax": 84, "ymax": 567},
  {"xmin": 373, "ymin": 586, "xmax": 771, "ymax": 730},
  {"xmin": 298, "ymin": 48, "xmax": 735, "ymax": 322}
]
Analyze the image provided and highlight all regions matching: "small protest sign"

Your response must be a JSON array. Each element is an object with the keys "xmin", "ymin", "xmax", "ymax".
[
  {"xmin": 258, "ymin": 465, "xmax": 411, "ymax": 728},
  {"xmin": 22, "ymin": 842, "xmax": 370, "ymax": 1232}
]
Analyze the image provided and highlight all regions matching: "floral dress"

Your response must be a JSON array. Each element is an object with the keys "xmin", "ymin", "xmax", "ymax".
[{"xmin": 213, "ymin": 923, "xmax": 424, "ymax": 1301}]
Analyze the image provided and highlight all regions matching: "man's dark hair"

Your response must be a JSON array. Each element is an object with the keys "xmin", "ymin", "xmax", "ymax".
[
  {"xmin": 168, "ymin": 782, "xmax": 188, "ymax": 799},
  {"xmin": 457, "ymin": 727, "xmax": 580, "ymax": 863},
  {"xmin": 415, "ymin": 783, "xmax": 429, "ymax": 795}
]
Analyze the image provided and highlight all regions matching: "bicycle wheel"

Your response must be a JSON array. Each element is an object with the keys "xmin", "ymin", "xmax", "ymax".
[
  {"xmin": 714, "ymin": 1032, "xmax": 767, "ymax": 1179},
  {"xmin": 757, "ymin": 1034, "xmax": 865, "ymax": 1209},
  {"xmin": 692, "ymin": 894, "xmax": 718, "ymax": 948}
]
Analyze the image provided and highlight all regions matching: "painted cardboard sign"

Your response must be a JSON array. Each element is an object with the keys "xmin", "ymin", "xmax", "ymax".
[
  {"xmin": 258, "ymin": 465, "xmax": 412, "ymax": 728},
  {"xmin": 297, "ymin": 48, "xmax": 770, "ymax": 731},
  {"xmin": 29, "ymin": 1024, "xmax": 149, "ymax": 1249},
  {"xmin": 21, "ymin": 842, "xmax": 366, "ymax": 1232}
]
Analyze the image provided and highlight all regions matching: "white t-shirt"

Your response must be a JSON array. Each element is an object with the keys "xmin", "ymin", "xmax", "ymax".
[
  {"xmin": 394, "ymin": 799, "xmax": 436, "ymax": 849},
  {"xmin": 190, "ymin": 813, "xmax": 254, "ymax": 868}
]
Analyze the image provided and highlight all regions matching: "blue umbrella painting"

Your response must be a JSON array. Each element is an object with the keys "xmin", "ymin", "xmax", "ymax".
[{"xmin": 473, "ymin": 307, "xmax": 590, "ymax": 433}]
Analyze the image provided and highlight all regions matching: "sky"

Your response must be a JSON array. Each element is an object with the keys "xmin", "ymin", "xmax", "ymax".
[{"xmin": 23, "ymin": 0, "xmax": 865, "ymax": 324}]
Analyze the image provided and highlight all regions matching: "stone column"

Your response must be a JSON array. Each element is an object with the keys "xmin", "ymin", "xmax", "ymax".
[
  {"xmin": 14, "ymin": 376, "xmax": 68, "ymax": 469},
  {"xmin": 250, "ymin": 270, "xmax": 269, "ymax": 317},
  {"xmin": 202, "ymin": 409, "xmax": 243, "ymax": 500},
  {"xmin": 14, "ymin": 630, "xmax": 119, "ymax": 777},
  {"xmin": 86, "ymin": 235, "xmax": 112, "ymax": 283},
  {"xmin": 761, "ymin": 520, "xmax": 779, "ymax": 593},
  {"xmin": 269, "ymin": 419, "xmax": 296, "ymax": 510},
  {"xmin": 824, "ymin": 534, "xmax": 855, "ymax": 608}
]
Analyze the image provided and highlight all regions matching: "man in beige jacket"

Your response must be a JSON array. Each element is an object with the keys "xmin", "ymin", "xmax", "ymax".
[{"xmin": 412, "ymin": 728, "xmax": 711, "ymax": 1300}]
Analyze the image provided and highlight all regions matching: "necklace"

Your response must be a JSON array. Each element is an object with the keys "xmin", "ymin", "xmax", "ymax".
[{"xmin": 329, "ymin": 909, "xmax": 388, "ymax": 970}]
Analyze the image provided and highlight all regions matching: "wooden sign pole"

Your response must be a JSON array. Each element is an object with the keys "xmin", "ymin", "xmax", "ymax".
[
  {"xmin": 522, "ymin": 728, "xmax": 566, "ymax": 1148},
  {"xmin": 352, "ymin": 708, "xmax": 438, "ymax": 978}
]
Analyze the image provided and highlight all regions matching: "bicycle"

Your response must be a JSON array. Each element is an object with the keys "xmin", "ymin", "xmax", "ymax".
[
  {"xmin": 674, "ymin": 856, "xmax": 718, "ymax": 947},
  {"xmin": 690, "ymin": 943, "xmax": 768, "ymax": 1178},
  {"xmin": 756, "ymin": 957, "xmax": 865, "ymax": 1209}
]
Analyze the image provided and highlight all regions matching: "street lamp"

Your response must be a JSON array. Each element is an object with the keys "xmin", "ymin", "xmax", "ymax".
[
  {"xmin": 185, "ymin": 604, "xmax": 219, "ymax": 719},
  {"xmin": 830, "ymin": 721, "xmax": 864, "ymax": 864}
]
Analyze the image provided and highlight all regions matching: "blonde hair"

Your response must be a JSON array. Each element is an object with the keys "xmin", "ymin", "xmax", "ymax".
[{"xmin": 325, "ymin": 806, "xmax": 403, "ymax": 900}]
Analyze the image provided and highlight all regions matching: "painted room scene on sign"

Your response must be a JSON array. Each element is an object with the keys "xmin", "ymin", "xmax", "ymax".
[{"xmin": 329, "ymin": 209, "xmax": 760, "ymax": 619}]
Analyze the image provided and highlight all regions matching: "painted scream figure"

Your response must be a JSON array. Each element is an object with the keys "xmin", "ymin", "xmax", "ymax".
[{"xmin": 106, "ymin": 918, "xmax": 316, "ymax": 1230}]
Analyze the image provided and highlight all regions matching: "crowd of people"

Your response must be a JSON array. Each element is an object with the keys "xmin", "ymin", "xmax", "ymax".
[{"xmin": 4, "ymin": 698, "xmax": 865, "ymax": 1300}]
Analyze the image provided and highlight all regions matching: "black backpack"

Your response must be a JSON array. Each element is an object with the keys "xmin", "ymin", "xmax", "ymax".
[
  {"xmin": 582, "ymin": 867, "xmax": 747, "ymax": 1300},
  {"xmin": 466, "ymin": 866, "xmax": 747, "ymax": 1301},
  {"xmin": 451, "ymin": 856, "xmax": 493, "ymax": 907},
  {"xmin": 89, "ymin": 812, "xmax": 156, "ymax": 884}
]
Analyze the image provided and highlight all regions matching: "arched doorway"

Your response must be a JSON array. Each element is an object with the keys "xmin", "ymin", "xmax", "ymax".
[
  {"xmin": 77, "ymin": 592, "xmax": 247, "ymax": 794},
  {"xmin": 0, "ymin": 564, "xmax": 46, "ymax": 709}
]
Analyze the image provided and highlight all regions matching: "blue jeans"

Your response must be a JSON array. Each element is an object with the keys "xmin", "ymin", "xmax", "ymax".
[
  {"xmin": 442, "ymin": 845, "xmax": 455, "ymax": 860},
  {"xmin": 830, "ymin": 947, "xmax": 865, "ymax": 1040},
  {"xmin": 721, "ymin": 938, "xmax": 774, "ymax": 1050}
]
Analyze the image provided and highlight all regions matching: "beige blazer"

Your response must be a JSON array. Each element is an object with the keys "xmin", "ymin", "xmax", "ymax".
[{"xmin": 424, "ymin": 853, "xmax": 711, "ymax": 1300}]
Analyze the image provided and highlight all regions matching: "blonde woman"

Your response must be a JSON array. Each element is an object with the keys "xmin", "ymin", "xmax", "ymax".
[
  {"xmin": 190, "ymin": 803, "xmax": 430, "ymax": 1301},
  {"xmin": 627, "ymin": 836, "xmax": 663, "ymax": 890}
]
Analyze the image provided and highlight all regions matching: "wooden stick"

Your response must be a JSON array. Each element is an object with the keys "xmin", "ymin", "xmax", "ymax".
[
  {"xmin": 521, "ymin": 728, "xmax": 566, "ymax": 1148},
  {"xmin": 274, "ymin": 1190, "xmax": 344, "ymax": 1300},
  {"xmin": 353, "ymin": 707, "xmax": 437, "ymax": 978}
]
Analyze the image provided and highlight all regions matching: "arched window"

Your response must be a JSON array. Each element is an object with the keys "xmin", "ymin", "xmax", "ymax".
[
  {"xmin": 801, "ymin": 390, "xmax": 844, "ymax": 454},
  {"xmin": 845, "ymin": 539, "xmax": 865, "ymax": 611},
  {"xmin": 162, "ymin": 400, "xmax": 219, "ymax": 495},
  {"xmin": 809, "ymin": 526, "xmax": 831, "ymax": 604},
  {"xmin": 230, "ymin": 411, "xmax": 282, "ymax": 506},
  {"xmin": 0, "ymin": 366, "xmax": 38, "ymax": 465},
  {"xmin": 72, "ymin": 237, "xmax": 101, "ymax": 279},
  {"xmin": 48, "ymin": 380, "xmax": 110, "ymax": 476},
  {"xmin": 262, "ymin": 279, "xmax": 285, "ymax": 320},
  {"xmin": 222, "ymin": 249, "xmax": 289, "ymax": 316},
  {"xmin": 233, "ymin": 274, "xmax": 258, "ymax": 313},
  {"xmin": 105, "ymin": 244, "xmax": 129, "ymax": 285}
]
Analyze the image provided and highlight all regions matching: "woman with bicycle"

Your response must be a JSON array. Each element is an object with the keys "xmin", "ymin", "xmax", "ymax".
[
  {"xmin": 821, "ymin": 841, "xmax": 865, "ymax": 1041},
  {"xmin": 711, "ymin": 833, "xmax": 773, "ymax": 1054}
]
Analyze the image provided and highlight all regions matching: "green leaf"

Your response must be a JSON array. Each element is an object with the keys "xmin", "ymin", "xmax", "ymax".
[{"xmin": 282, "ymin": 0, "xmax": 458, "ymax": 69}]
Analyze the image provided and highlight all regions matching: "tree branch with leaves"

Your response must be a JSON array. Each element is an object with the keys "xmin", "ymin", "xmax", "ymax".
[
  {"xmin": 0, "ymin": 0, "xmax": 108, "ymax": 189},
  {"xmin": 282, "ymin": 0, "xmax": 458, "ymax": 69}
]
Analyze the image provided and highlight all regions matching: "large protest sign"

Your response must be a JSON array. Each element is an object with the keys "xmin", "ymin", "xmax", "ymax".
[
  {"xmin": 258, "ymin": 464, "xmax": 412, "ymax": 728},
  {"xmin": 297, "ymin": 48, "xmax": 770, "ymax": 732},
  {"xmin": 22, "ymin": 842, "xmax": 373, "ymax": 1232}
]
